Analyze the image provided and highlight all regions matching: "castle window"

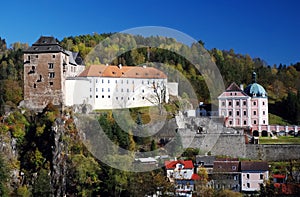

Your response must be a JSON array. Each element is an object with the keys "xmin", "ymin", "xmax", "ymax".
[
  {"xmin": 36, "ymin": 55, "xmax": 38, "ymax": 58},
  {"xmin": 108, "ymin": 88, "xmax": 110, "ymax": 92},
  {"xmin": 142, "ymin": 89, "xmax": 145, "ymax": 93},
  {"xmin": 236, "ymin": 111, "xmax": 240, "ymax": 116},
  {"xmin": 229, "ymin": 101, "xmax": 232, "ymax": 106},
  {"xmin": 127, "ymin": 80, "xmax": 129, "ymax": 84},
  {"xmin": 108, "ymin": 80, "xmax": 110, "ymax": 84},
  {"xmin": 254, "ymin": 120, "xmax": 257, "ymax": 125},
  {"xmin": 243, "ymin": 101, "xmax": 246, "ymax": 106},
  {"xmin": 96, "ymin": 88, "xmax": 98, "ymax": 92},
  {"xmin": 102, "ymin": 88, "xmax": 104, "ymax": 92},
  {"xmin": 102, "ymin": 79, "xmax": 104, "ymax": 83},
  {"xmin": 142, "ymin": 80, "xmax": 144, "ymax": 85},
  {"xmin": 127, "ymin": 89, "xmax": 129, "ymax": 92},
  {"xmin": 253, "ymin": 101, "xmax": 256, "ymax": 106},
  {"xmin": 52, "ymin": 55, "xmax": 55, "ymax": 58},
  {"xmin": 115, "ymin": 80, "xmax": 117, "ymax": 83},
  {"xmin": 142, "ymin": 97, "xmax": 145, "ymax": 100},
  {"xmin": 244, "ymin": 120, "xmax": 247, "ymax": 125},
  {"xmin": 49, "ymin": 72, "xmax": 55, "ymax": 78},
  {"xmin": 253, "ymin": 111, "xmax": 257, "ymax": 115},
  {"xmin": 33, "ymin": 83, "xmax": 36, "ymax": 88},
  {"xmin": 263, "ymin": 111, "xmax": 265, "ymax": 115},
  {"xmin": 90, "ymin": 88, "xmax": 92, "ymax": 92},
  {"xmin": 96, "ymin": 95, "xmax": 98, "ymax": 98},
  {"xmin": 247, "ymin": 183, "xmax": 250, "ymax": 188},
  {"xmin": 108, "ymin": 95, "xmax": 110, "ymax": 98},
  {"xmin": 229, "ymin": 121, "xmax": 232, "ymax": 125},
  {"xmin": 102, "ymin": 95, "xmax": 104, "ymax": 98},
  {"xmin": 229, "ymin": 111, "xmax": 232, "ymax": 116},
  {"xmin": 48, "ymin": 63, "xmax": 54, "ymax": 69},
  {"xmin": 49, "ymin": 82, "xmax": 53, "ymax": 86},
  {"xmin": 90, "ymin": 95, "xmax": 92, "ymax": 98},
  {"xmin": 222, "ymin": 102, "xmax": 225, "ymax": 106},
  {"xmin": 116, "ymin": 97, "xmax": 118, "ymax": 100},
  {"xmin": 244, "ymin": 111, "xmax": 247, "ymax": 116},
  {"xmin": 263, "ymin": 120, "xmax": 266, "ymax": 124},
  {"xmin": 96, "ymin": 79, "xmax": 98, "ymax": 83},
  {"xmin": 263, "ymin": 101, "xmax": 265, "ymax": 105}
]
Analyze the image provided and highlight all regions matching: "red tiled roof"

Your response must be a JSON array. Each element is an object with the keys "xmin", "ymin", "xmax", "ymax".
[
  {"xmin": 273, "ymin": 174, "xmax": 286, "ymax": 179},
  {"xmin": 191, "ymin": 173, "xmax": 200, "ymax": 180},
  {"xmin": 165, "ymin": 160, "xmax": 194, "ymax": 169},
  {"xmin": 78, "ymin": 64, "xmax": 167, "ymax": 79}
]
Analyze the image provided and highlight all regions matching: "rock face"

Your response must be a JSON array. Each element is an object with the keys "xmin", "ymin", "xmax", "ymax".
[{"xmin": 50, "ymin": 118, "xmax": 67, "ymax": 197}]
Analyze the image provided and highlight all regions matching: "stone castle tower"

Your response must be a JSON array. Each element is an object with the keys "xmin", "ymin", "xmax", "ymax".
[{"xmin": 23, "ymin": 36, "xmax": 84, "ymax": 110}]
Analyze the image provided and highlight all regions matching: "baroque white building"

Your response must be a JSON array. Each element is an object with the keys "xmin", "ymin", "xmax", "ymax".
[{"xmin": 65, "ymin": 64, "xmax": 169, "ymax": 109}]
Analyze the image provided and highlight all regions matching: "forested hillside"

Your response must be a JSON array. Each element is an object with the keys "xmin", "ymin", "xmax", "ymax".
[{"xmin": 0, "ymin": 33, "xmax": 300, "ymax": 196}]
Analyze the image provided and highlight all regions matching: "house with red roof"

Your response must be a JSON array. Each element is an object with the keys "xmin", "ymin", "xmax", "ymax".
[{"xmin": 165, "ymin": 160, "xmax": 199, "ymax": 197}]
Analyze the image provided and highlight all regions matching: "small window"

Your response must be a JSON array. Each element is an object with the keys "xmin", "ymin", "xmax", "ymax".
[
  {"xmin": 229, "ymin": 111, "xmax": 232, "ymax": 116},
  {"xmin": 108, "ymin": 80, "xmax": 110, "ymax": 83},
  {"xmin": 49, "ymin": 72, "xmax": 55, "ymax": 78},
  {"xmin": 96, "ymin": 95, "xmax": 98, "ymax": 98},
  {"xmin": 96, "ymin": 88, "xmax": 98, "ymax": 92},
  {"xmin": 102, "ymin": 95, "xmax": 104, "ymax": 98},
  {"xmin": 116, "ymin": 97, "xmax": 118, "ymax": 100},
  {"xmin": 36, "ymin": 55, "xmax": 38, "ymax": 58},
  {"xmin": 243, "ymin": 101, "xmax": 246, "ymax": 106},
  {"xmin": 244, "ymin": 120, "xmax": 247, "ymax": 125},
  {"xmin": 142, "ymin": 89, "xmax": 145, "ymax": 93},
  {"xmin": 229, "ymin": 121, "xmax": 232, "ymax": 125},
  {"xmin": 263, "ymin": 111, "xmax": 265, "ymax": 115},
  {"xmin": 260, "ymin": 174, "xmax": 264, "ymax": 180},
  {"xmin": 263, "ymin": 120, "xmax": 266, "ymax": 124},
  {"xmin": 102, "ymin": 79, "xmax": 104, "ymax": 83},
  {"xmin": 247, "ymin": 183, "xmax": 250, "ymax": 188},
  {"xmin": 102, "ymin": 88, "xmax": 104, "ymax": 92},
  {"xmin": 96, "ymin": 79, "xmax": 98, "ymax": 83},
  {"xmin": 222, "ymin": 102, "xmax": 225, "ymax": 106},
  {"xmin": 115, "ymin": 80, "xmax": 117, "ymax": 83},
  {"xmin": 232, "ymin": 166, "xmax": 236, "ymax": 170},
  {"xmin": 246, "ymin": 174, "xmax": 250, "ymax": 179},
  {"xmin": 127, "ymin": 80, "xmax": 129, "ymax": 84},
  {"xmin": 90, "ymin": 95, "xmax": 92, "ymax": 98},
  {"xmin": 49, "ymin": 82, "xmax": 53, "ymax": 86},
  {"xmin": 254, "ymin": 120, "xmax": 257, "ymax": 125},
  {"xmin": 108, "ymin": 95, "xmax": 110, "ymax": 98},
  {"xmin": 142, "ymin": 97, "xmax": 145, "ymax": 100},
  {"xmin": 263, "ymin": 101, "xmax": 265, "ymax": 105},
  {"xmin": 244, "ymin": 111, "xmax": 247, "ymax": 116},
  {"xmin": 90, "ymin": 88, "xmax": 92, "ymax": 92},
  {"xmin": 253, "ymin": 101, "xmax": 256, "ymax": 106},
  {"xmin": 236, "ymin": 101, "xmax": 239, "ymax": 106},
  {"xmin": 52, "ymin": 55, "xmax": 55, "ymax": 58},
  {"xmin": 229, "ymin": 101, "xmax": 232, "ymax": 106},
  {"xmin": 142, "ymin": 80, "xmax": 144, "ymax": 85},
  {"xmin": 237, "ymin": 111, "xmax": 240, "ymax": 116},
  {"xmin": 254, "ymin": 111, "xmax": 257, "ymax": 115},
  {"xmin": 108, "ymin": 88, "xmax": 110, "ymax": 92},
  {"xmin": 127, "ymin": 89, "xmax": 129, "ymax": 92},
  {"xmin": 33, "ymin": 83, "xmax": 37, "ymax": 88},
  {"xmin": 48, "ymin": 63, "xmax": 54, "ymax": 69}
]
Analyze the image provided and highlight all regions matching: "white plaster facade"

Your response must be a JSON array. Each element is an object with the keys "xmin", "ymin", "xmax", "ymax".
[{"xmin": 65, "ymin": 64, "xmax": 170, "ymax": 110}]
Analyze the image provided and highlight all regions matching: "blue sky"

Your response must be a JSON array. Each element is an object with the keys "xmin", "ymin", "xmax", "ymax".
[{"xmin": 0, "ymin": 0, "xmax": 299, "ymax": 66}]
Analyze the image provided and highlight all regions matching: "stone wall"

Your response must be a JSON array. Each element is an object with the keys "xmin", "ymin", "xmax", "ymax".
[{"xmin": 177, "ymin": 116, "xmax": 300, "ymax": 161}]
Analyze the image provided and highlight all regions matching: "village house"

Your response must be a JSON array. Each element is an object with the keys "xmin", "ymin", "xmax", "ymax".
[
  {"xmin": 165, "ymin": 160, "xmax": 200, "ymax": 197},
  {"xmin": 240, "ymin": 161, "xmax": 269, "ymax": 193},
  {"xmin": 211, "ymin": 158, "xmax": 241, "ymax": 192}
]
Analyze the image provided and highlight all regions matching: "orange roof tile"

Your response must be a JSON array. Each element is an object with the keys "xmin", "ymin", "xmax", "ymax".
[
  {"xmin": 78, "ymin": 64, "xmax": 167, "ymax": 79},
  {"xmin": 165, "ymin": 160, "xmax": 194, "ymax": 169}
]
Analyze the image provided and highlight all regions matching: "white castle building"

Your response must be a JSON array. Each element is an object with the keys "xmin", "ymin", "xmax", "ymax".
[
  {"xmin": 23, "ymin": 36, "xmax": 174, "ymax": 110},
  {"xmin": 65, "ymin": 64, "xmax": 169, "ymax": 109},
  {"xmin": 218, "ymin": 72, "xmax": 269, "ymax": 128}
]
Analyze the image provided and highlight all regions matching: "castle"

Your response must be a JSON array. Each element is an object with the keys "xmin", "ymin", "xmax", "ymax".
[
  {"xmin": 23, "ymin": 36, "xmax": 172, "ymax": 110},
  {"xmin": 218, "ymin": 72, "xmax": 269, "ymax": 128}
]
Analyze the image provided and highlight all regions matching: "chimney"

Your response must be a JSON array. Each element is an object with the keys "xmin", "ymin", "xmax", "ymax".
[
  {"xmin": 240, "ymin": 84, "xmax": 244, "ymax": 91},
  {"xmin": 118, "ymin": 64, "xmax": 122, "ymax": 69}
]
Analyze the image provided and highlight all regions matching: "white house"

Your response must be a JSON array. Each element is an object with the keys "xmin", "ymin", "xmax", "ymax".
[
  {"xmin": 240, "ymin": 161, "xmax": 269, "ymax": 192},
  {"xmin": 65, "ymin": 64, "xmax": 169, "ymax": 110},
  {"xmin": 165, "ymin": 160, "xmax": 200, "ymax": 197}
]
